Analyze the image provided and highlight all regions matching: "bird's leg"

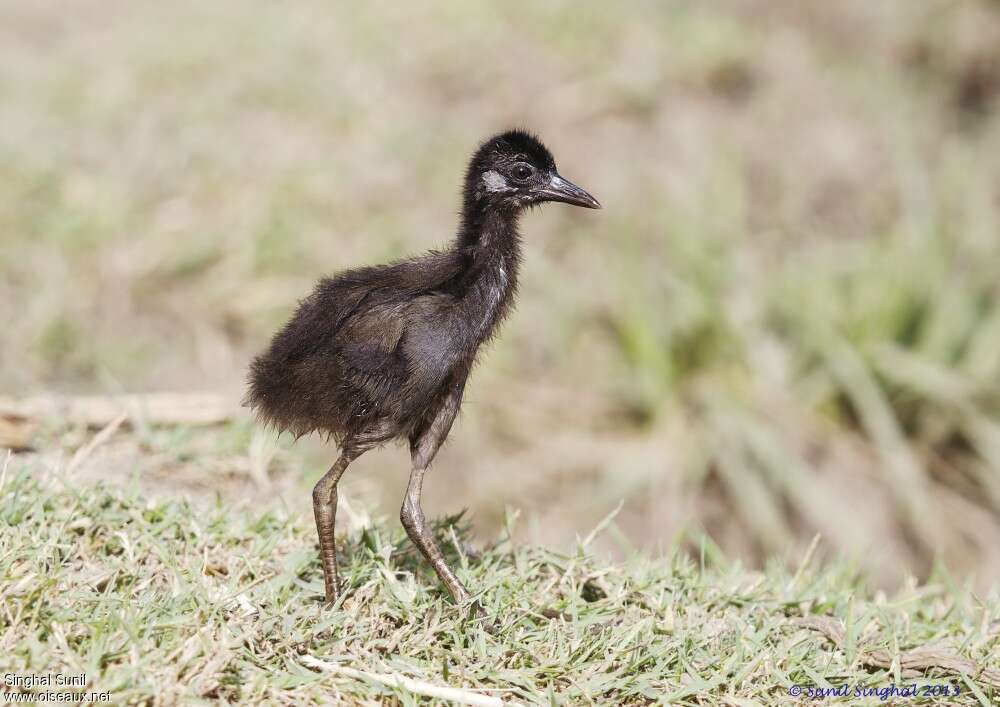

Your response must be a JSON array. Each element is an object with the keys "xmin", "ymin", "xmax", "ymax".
[
  {"xmin": 400, "ymin": 465, "xmax": 474, "ymax": 605},
  {"xmin": 312, "ymin": 450, "xmax": 356, "ymax": 603},
  {"xmin": 400, "ymin": 381, "xmax": 487, "ymax": 618}
]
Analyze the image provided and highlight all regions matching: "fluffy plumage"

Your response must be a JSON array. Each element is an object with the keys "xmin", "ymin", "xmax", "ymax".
[
  {"xmin": 245, "ymin": 130, "xmax": 596, "ymax": 454},
  {"xmin": 244, "ymin": 129, "xmax": 599, "ymax": 611}
]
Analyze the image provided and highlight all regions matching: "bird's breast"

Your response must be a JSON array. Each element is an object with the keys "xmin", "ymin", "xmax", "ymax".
[
  {"xmin": 401, "ymin": 257, "xmax": 515, "ymax": 384},
  {"xmin": 466, "ymin": 258, "xmax": 515, "ymax": 340}
]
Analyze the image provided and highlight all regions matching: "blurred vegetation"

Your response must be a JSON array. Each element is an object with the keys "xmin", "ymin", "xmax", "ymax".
[{"xmin": 2, "ymin": 1, "xmax": 1000, "ymax": 588}]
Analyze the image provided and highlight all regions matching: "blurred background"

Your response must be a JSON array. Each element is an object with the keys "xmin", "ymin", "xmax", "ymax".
[{"xmin": 3, "ymin": 0, "xmax": 1000, "ymax": 590}]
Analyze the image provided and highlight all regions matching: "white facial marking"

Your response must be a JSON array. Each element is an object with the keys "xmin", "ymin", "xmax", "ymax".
[{"xmin": 482, "ymin": 170, "xmax": 510, "ymax": 192}]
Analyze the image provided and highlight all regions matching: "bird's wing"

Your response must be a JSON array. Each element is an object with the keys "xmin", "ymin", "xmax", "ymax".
[
  {"xmin": 335, "ymin": 302, "xmax": 408, "ymax": 372},
  {"xmin": 311, "ymin": 248, "xmax": 470, "ymax": 385},
  {"xmin": 317, "ymin": 248, "xmax": 467, "ymax": 335}
]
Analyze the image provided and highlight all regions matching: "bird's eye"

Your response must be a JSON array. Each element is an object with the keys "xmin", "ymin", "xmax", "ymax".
[{"xmin": 510, "ymin": 163, "xmax": 534, "ymax": 181}]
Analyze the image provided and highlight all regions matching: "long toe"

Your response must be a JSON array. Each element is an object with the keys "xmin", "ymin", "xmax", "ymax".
[
  {"xmin": 323, "ymin": 579, "xmax": 341, "ymax": 605},
  {"xmin": 469, "ymin": 601, "xmax": 498, "ymax": 634}
]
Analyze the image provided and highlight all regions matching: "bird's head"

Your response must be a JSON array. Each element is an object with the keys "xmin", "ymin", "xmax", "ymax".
[{"xmin": 465, "ymin": 130, "xmax": 601, "ymax": 213}]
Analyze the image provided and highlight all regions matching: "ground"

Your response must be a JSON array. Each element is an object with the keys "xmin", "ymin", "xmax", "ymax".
[{"xmin": 2, "ymin": 422, "xmax": 999, "ymax": 705}]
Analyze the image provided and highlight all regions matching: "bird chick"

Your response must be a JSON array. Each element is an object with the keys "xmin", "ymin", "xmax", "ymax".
[{"xmin": 245, "ymin": 129, "xmax": 600, "ymax": 617}]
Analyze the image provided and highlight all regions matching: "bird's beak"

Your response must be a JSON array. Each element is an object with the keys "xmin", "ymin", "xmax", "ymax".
[{"xmin": 535, "ymin": 173, "xmax": 601, "ymax": 209}]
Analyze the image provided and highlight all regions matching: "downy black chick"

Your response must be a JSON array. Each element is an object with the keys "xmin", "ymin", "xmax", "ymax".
[{"xmin": 245, "ymin": 129, "xmax": 600, "ymax": 615}]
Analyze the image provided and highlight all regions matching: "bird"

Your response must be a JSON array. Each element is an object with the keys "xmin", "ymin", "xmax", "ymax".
[{"xmin": 244, "ymin": 129, "xmax": 600, "ymax": 617}]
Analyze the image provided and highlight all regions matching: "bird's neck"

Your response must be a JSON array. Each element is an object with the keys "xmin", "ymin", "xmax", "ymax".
[
  {"xmin": 451, "ymin": 204, "xmax": 522, "ymax": 342},
  {"xmin": 454, "ymin": 205, "xmax": 522, "ymax": 284}
]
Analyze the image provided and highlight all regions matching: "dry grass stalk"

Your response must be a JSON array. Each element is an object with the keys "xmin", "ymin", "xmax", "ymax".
[
  {"xmin": 796, "ymin": 616, "xmax": 1000, "ymax": 688},
  {"xmin": 301, "ymin": 655, "xmax": 508, "ymax": 706},
  {"xmin": 0, "ymin": 393, "xmax": 232, "ymax": 429}
]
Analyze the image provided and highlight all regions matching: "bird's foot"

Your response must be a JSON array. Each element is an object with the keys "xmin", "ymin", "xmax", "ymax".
[
  {"xmin": 468, "ymin": 600, "xmax": 497, "ymax": 634},
  {"xmin": 322, "ymin": 578, "xmax": 341, "ymax": 605}
]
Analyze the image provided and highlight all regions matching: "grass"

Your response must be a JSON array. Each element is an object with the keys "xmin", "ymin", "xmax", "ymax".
[{"xmin": 2, "ymin": 452, "xmax": 999, "ymax": 705}]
